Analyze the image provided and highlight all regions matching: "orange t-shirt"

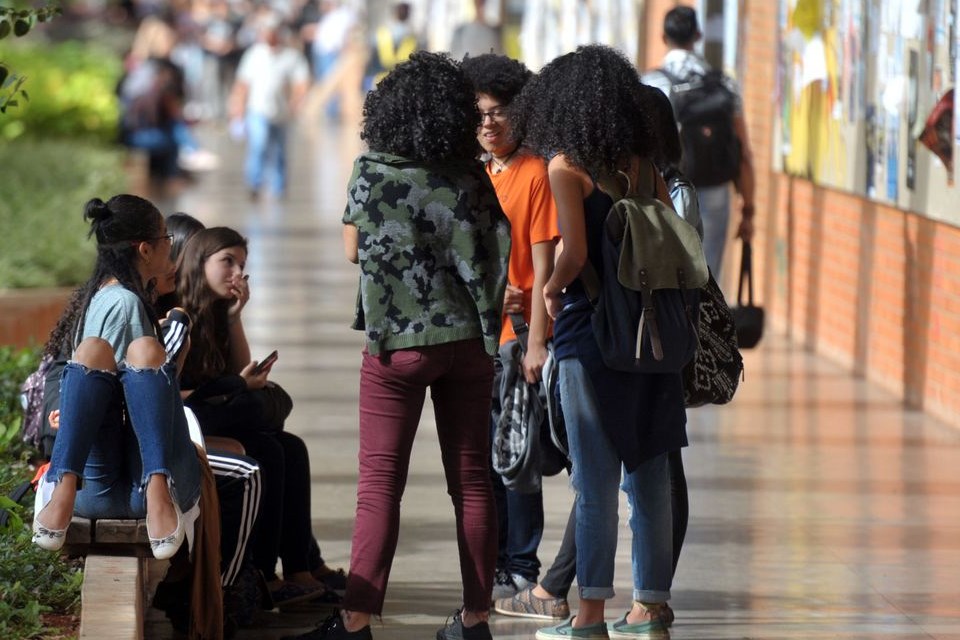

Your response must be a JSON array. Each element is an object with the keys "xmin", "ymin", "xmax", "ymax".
[{"xmin": 487, "ymin": 152, "xmax": 560, "ymax": 345}]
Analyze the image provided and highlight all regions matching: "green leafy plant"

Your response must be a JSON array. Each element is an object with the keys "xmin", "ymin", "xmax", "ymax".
[
  {"xmin": 0, "ymin": 3, "xmax": 62, "ymax": 114},
  {"xmin": 0, "ymin": 345, "xmax": 40, "ymax": 461},
  {"xmin": 0, "ymin": 522, "xmax": 82, "ymax": 638},
  {"xmin": 0, "ymin": 38, "xmax": 121, "ymax": 141},
  {"xmin": 0, "ymin": 345, "xmax": 80, "ymax": 639}
]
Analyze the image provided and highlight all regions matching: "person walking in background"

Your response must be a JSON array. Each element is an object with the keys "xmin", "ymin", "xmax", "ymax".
[
  {"xmin": 513, "ymin": 44, "xmax": 686, "ymax": 638},
  {"xmin": 460, "ymin": 52, "xmax": 560, "ymax": 607},
  {"xmin": 642, "ymin": 5, "xmax": 755, "ymax": 278},
  {"xmin": 363, "ymin": 1, "xmax": 418, "ymax": 90},
  {"xmin": 229, "ymin": 13, "xmax": 310, "ymax": 201},
  {"xmin": 450, "ymin": 0, "xmax": 503, "ymax": 60},
  {"xmin": 119, "ymin": 12, "xmax": 220, "ymax": 190},
  {"xmin": 285, "ymin": 51, "xmax": 510, "ymax": 640},
  {"xmin": 310, "ymin": 0, "xmax": 358, "ymax": 119}
]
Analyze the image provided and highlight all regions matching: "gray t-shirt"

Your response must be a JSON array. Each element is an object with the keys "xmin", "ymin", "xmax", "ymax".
[
  {"xmin": 237, "ymin": 43, "xmax": 310, "ymax": 123},
  {"xmin": 81, "ymin": 285, "xmax": 155, "ymax": 363}
]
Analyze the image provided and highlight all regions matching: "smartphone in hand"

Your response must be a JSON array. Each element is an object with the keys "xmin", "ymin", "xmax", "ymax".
[{"xmin": 252, "ymin": 350, "xmax": 278, "ymax": 375}]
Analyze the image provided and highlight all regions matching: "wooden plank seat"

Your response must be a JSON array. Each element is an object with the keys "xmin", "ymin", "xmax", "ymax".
[{"xmin": 64, "ymin": 516, "xmax": 150, "ymax": 557}]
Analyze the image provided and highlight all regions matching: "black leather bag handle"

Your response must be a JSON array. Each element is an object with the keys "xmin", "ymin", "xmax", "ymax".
[{"xmin": 737, "ymin": 240, "xmax": 754, "ymax": 307}]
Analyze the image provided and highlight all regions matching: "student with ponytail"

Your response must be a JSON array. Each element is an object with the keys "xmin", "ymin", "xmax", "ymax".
[{"xmin": 33, "ymin": 194, "xmax": 201, "ymax": 561}]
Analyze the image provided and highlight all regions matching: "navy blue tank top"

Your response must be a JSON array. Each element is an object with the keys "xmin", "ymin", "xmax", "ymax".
[
  {"xmin": 552, "ymin": 185, "xmax": 612, "ymax": 360},
  {"xmin": 551, "ymin": 183, "xmax": 687, "ymax": 469}
]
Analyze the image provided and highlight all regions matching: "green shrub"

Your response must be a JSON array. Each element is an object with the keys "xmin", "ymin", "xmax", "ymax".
[
  {"xmin": 0, "ymin": 518, "xmax": 83, "ymax": 639},
  {"xmin": 0, "ymin": 345, "xmax": 80, "ymax": 639},
  {"xmin": 0, "ymin": 39, "xmax": 122, "ymax": 143},
  {"xmin": 0, "ymin": 137, "xmax": 128, "ymax": 288},
  {"xmin": 0, "ymin": 344, "xmax": 40, "ymax": 466}
]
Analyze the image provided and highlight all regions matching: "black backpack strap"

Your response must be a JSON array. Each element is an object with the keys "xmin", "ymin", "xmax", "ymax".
[
  {"xmin": 579, "ymin": 259, "xmax": 602, "ymax": 305},
  {"xmin": 676, "ymin": 268, "xmax": 701, "ymax": 351},
  {"xmin": 657, "ymin": 66, "xmax": 682, "ymax": 86},
  {"xmin": 0, "ymin": 480, "xmax": 35, "ymax": 529},
  {"xmin": 509, "ymin": 312, "xmax": 530, "ymax": 354}
]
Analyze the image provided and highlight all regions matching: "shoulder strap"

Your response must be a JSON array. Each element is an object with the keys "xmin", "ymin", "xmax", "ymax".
[
  {"xmin": 658, "ymin": 67, "xmax": 681, "ymax": 86},
  {"xmin": 508, "ymin": 312, "xmax": 530, "ymax": 354}
]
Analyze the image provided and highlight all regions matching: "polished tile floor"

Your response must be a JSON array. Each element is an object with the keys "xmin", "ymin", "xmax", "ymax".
[{"xmin": 145, "ymin": 120, "xmax": 960, "ymax": 639}]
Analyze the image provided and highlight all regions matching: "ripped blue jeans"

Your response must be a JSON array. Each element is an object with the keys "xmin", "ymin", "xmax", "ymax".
[{"xmin": 45, "ymin": 361, "xmax": 201, "ymax": 518}]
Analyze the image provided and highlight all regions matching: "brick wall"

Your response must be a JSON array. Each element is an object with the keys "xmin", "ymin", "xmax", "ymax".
[
  {"xmin": 0, "ymin": 289, "xmax": 72, "ymax": 349},
  {"xmin": 643, "ymin": 0, "xmax": 960, "ymax": 428}
]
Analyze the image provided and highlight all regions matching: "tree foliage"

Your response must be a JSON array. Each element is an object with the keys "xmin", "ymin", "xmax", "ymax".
[{"xmin": 0, "ymin": 4, "xmax": 62, "ymax": 113}]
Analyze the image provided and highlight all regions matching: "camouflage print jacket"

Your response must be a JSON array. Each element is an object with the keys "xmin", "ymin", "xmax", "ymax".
[{"xmin": 343, "ymin": 151, "xmax": 511, "ymax": 356}]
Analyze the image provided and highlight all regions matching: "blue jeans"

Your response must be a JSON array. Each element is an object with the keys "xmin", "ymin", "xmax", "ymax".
[
  {"xmin": 45, "ymin": 362, "xmax": 201, "ymax": 518},
  {"xmin": 490, "ymin": 350, "xmax": 544, "ymax": 581},
  {"xmin": 698, "ymin": 183, "xmax": 731, "ymax": 279},
  {"xmin": 491, "ymin": 454, "xmax": 544, "ymax": 581},
  {"xmin": 559, "ymin": 358, "xmax": 672, "ymax": 603},
  {"xmin": 312, "ymin": 49, "xmax": 342, "ymax": 118},
  {"xmin": 245, "ymin": 112, "xmax": 288, "ymax": 195}
]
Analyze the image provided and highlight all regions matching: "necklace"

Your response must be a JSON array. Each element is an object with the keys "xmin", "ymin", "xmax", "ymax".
[{"xmin": 490, "ymin": 148, "xmax": 518, "ymax": 174}]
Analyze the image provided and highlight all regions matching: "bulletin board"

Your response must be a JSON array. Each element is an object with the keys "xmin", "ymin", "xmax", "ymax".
[{"xmin": 776, "ymin": 0, "xmax": 958, "ymax": 224}]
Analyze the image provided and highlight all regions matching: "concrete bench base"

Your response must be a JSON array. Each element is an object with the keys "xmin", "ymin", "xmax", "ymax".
[
  {"xmin": 66, "ymin": 517, "xmax": 154, "ymax": 640},
  {"xmin": 79, "ymin": 555, "xmax": 147, "ymax": 640}
]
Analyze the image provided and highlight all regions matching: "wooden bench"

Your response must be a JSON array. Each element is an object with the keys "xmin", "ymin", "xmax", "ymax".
[{"xmin": 64, "ymin": 517, "xmax": 153, "ymax": 640}]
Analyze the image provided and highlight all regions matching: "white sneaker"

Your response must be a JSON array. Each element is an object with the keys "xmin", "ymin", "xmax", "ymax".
[{"xmin": 492, "ymin": 571, "xmax": 534, "ymax": 601}]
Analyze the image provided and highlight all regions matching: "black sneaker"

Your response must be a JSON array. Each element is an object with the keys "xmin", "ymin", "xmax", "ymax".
[
  {"xmin": 436, "ymin": 610, "xmax": 493, "ymax": 640},
  {"xmin": 315, "ymin": 567, "xmax": 348, "ymax": 593},
  {"xmin": 281, "ymin": 611, "xmax": 373, "ymax": 640}
]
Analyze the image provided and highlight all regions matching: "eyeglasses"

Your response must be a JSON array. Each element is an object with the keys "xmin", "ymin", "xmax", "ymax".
[
  {"xmin": 480, "ymin": 107, "xmax": 509, "ymax": 123},
  {"xmin": 151, "ymin": 233, "xmax": 174, "ymax": 243}
]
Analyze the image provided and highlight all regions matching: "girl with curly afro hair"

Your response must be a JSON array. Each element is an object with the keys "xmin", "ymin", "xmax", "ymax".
[
  {"xmin": 359, "ymin": 50, "xmax": 481, "ymax": 162},
  {"xmin": 308, "ymin": 51, "xmax": 511, "ymax": 640},
  {"xmin": 512, "ymin": 45, "xmax": 686, "ymax": 638}
]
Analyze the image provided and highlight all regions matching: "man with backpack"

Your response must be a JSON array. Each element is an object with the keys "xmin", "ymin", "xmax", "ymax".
[{"xmin": 643, "ymin": 5, "xmax": 756, "ymax": 279}]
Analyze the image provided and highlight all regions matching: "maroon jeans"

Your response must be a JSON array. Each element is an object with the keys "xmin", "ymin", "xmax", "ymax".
[{"xmin": 343, "ymin": 338, "xmax": 498, "ymax": 614}]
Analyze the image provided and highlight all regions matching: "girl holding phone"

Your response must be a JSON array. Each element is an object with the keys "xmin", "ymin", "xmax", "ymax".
[{"xmin": 177, "ymin": 226, "xmax": 336, "ymax": 607}]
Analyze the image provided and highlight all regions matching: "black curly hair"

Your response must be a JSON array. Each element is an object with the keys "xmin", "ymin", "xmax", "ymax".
[
  {"xmin": 460, "ymin": 53, "xmax": 532, "ymax": 106},
  {"xmin": 45, "ymin": 195, "xmax": 165, "ymax": 358},
  {"xmin": 511, "ymin": 44, "xmax": 657, "ymax": 178},
  {"xmin": 360, "ymin": 51, "xmax": 481, "ymax": 162},
  {"xmin": 641, "ymin": 82, "xmax": 682, "ymax": 169}
]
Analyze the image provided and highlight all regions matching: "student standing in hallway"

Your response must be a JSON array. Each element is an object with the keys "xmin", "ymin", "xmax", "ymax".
[
  {"xmin": 461, "ymin": 52, "xmax": 560, "ymax": 605},
  {"xmin": 513, "ymin": 44, "xmax": 685, "ymax": 638},
  {"xmin": 285, "ymin": 51, "xmax": 511, "ymax": 640}
]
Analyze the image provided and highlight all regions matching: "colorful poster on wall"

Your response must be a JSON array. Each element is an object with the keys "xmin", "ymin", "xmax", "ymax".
[{"xmin": 776, "ymin": 0, "xmax": 960, "ymax": 222}]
